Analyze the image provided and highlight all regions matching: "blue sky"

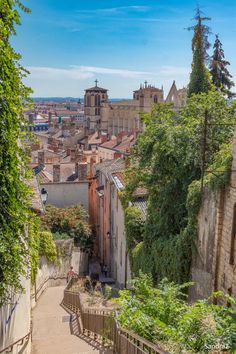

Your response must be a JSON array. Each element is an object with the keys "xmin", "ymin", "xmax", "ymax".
[{"xmin": 14, "ymin": 0, "xmax": 236, "ymax": 98}]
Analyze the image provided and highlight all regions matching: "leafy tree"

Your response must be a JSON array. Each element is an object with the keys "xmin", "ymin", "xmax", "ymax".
[
  {"xmin": 188, "ymin": 8, "xmax": 212, "ymax": 96},
  {"xmin": 210, "ymin": 34, "xmax": 235, "ymax": 98},
  {"xmin": 41, "ymin": 205, "xmax": 93, "ymax": 252},
  {"xmin": 0, "ymin": 1, "xmax": 32, "ymax": 304},
  {"xmin": 123, "ymin": 92, "xmax": 235, "ymax": 284},
  {"xmin": 117, "ymin": 273, "xmax": 236, "ymax": 353}
]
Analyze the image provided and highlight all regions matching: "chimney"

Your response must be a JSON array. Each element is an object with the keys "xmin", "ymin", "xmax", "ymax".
[
  {"xmin": 78, "ymin": 164, "xmax": 88, "ymax": 180},
  {"xmin": 38, "ymin": 151, "xmax": 45, "ymax": 165},
  {"xmin": 53, "ymin": 164, "xmax": 60, "ymax": 183},
  {"xmin": 58, "ymin": 141, "xmax": 63, "ymax": 150},
  {"xmin": 117, "ymin": 133, "xmax": 123, "ymax": 145},
  {"xmin": 76, "ymin": 149, "xmax": 84, "ymax": 163},
  {"xmin": 48, "ymin": 136, "xmax": 53, "ymax": 145},
  {"xmin": 70, "ymin": 149, "xmax": 76, "ymax": 162},
  {"xmin": 75, "ymin": 162, "xmax": 79, "ymax": 178}
]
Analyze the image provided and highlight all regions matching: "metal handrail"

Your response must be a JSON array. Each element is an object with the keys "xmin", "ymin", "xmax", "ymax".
[
  {"xmin": 63, "ymin": 283, "xmax": 168, "ymax": 354},
  {"xmin": 31, "ymin": 275, "xmax": 67, "ymax": 301},
  {"xmin": 0, "ymin": 329, "xmax": 31, "ymax": 354}
]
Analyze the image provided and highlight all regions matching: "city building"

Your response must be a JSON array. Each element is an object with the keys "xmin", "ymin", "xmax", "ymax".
[{"xmin": 84, "ymin": 80, "xmax": 187, "ymax": 135}]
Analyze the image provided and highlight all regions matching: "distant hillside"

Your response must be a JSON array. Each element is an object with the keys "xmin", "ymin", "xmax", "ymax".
[
  {"xmin": 32, "ymin": 97, "xmax": 80, "ymax": 102},
  {"xmin": 32, "ymin": 97, "xmax": 130, "ymax": 103}
]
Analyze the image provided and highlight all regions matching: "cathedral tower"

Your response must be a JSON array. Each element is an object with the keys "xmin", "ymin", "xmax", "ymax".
[
  {"xmin": 84, "ymin": 80, "xmax": 108, "ymax": 132},
  {"xmin": 133, "ymin": 81, "xmax": 164, "ymax": 112}
]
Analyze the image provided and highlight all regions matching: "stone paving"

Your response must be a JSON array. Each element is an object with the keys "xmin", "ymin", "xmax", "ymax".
[{"xmin": 31, "ymin": 286, "xmax": 111, "ymax": 354}]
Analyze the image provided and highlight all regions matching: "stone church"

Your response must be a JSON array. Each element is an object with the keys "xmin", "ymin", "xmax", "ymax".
[{"xmin": 84, "ymin": 80, "xmax": 187, "ymax": 135}]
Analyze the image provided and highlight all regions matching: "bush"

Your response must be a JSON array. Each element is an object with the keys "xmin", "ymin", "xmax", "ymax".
[
  {"xmin": 41, "ymin": 204, "xmax": 93, "ymax": 251},
  {"xmin": 117, "ymin": 273, "xmax": 236, "ymax": 353}
]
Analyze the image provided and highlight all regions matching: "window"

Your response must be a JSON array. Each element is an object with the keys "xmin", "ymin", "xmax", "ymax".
[
  {"xmin": 120, "ymin": 241, "xmax": 123, "ymax": 266},
  {"xmin": 86, "ymin": 95, "xmax": 91, "ymax": 107},
  {"xmin": 154, "ymin": 95, "xmax": 158, "ymax": 103},
  {"xmin": 230, "ymin": 203, "xmax": 236, "ymax": 265}
]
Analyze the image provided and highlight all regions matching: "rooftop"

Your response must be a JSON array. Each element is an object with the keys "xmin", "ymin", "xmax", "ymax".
[{"xmin": 85, "ymin": 86, "xmax": 108, "ymax": 92}]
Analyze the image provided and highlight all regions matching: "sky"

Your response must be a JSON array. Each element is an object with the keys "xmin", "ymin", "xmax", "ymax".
[{"xmin": 13, "ymin": 0, "xmax": 236, "ymax": 98}]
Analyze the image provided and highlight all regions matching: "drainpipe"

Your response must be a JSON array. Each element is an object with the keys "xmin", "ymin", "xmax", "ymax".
[
  {"xmin": 213, "ymin": 187, "xmax": 226, "ymax": 303},
  {"xmin": 34, "ymin": 280, "xmax": 37, "ymax": 302},
  {"xmin": 125, "ymin": 248, "xmax": 128, "ymax": 288}
]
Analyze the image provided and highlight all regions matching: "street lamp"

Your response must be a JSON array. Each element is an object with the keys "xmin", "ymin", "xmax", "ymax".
[{"xmin": 40, "ymin": 187, "xmax": 48, "ymax": 205}]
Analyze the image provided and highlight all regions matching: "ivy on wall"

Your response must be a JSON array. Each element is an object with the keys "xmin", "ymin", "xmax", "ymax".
[
  {"xmin": 123, "ymin": 91, "xmax": 235, "ymax": 284},
  {"xmin": 29, "ymin": 217, "xmax": 57, "ymax": 283},
  {"xmin": 0, "ymin": 1, "xmax": 33, "ymax": 305}
]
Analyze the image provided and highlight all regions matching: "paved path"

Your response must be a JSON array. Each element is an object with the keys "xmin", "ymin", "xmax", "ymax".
[{"xmin": 32, "ymin": 286, "xmax": 110, "ymax": 354}]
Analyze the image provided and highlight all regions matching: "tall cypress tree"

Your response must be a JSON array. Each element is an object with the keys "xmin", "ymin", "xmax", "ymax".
[
  {"xmin": 210, "ymin": 34, "xmax": 235, "ymax": 98},
  {"xmin": 188, "ymin": 8, "xmax": 211, "ymax": 97}
]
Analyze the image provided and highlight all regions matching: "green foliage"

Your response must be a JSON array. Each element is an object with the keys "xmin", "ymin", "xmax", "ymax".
[
  {"xmin": 29, "ymin": 217, "xmax": 57, "ymax": 283},
  {"xmin": 103, "ymin": 284, "xmax": 112, "ymax": 300},
  {"xmin": 52, "ymin": 232, "xmax": 71, "ymax": 240},
  {"xmin": 117, "ymin": 273, "xmax": 236, "ymax": 353},
  {"xmin": 204, "ymin": 143, "xmax": 233, "ymax": 190},
  {"xmin": 39, "ymin": 231, "xmax": 57, "ymax": 263},
  {"xmin": 123, "ymin": 91, "xmax": 235, "ymax": 285},
  {"xmin": 0, "ymin": 0, "xmax": 33, "ymax": 304},
  {"xmin": 29, "ymin": 216, "xmax": 40, "ymax": 284},
  {"xmin": 124, "ymin": 205, "xmax": 144, "ymax": 251},
  {"xmin": 188, "ymin": 8, "xmax": 212, "ymax": 96},
  {"xmin": 41, "ymin": 205, "xmax": 93, "ymax": 252},
  {"xmin": 210, "ymin": 34, "xmax": 235, "ymax": 98}
]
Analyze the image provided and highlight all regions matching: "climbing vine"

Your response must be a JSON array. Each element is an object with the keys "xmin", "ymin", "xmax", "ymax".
[
  {"xmin": 123, "ymin": 91, "xmax": 235, "ymax": 284},
  {"xmin": 124, "ymin": 205, "xmax": 144, "ymax": 251},
  {"xmin": 29, "ymin": 216, "xmax": 57, "ymax": 283},
  {"xmin": 0, "ymin": 1, "xmax": 33, "ymax": 304}
]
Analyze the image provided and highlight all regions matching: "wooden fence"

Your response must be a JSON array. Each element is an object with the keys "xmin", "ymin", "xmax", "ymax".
[{"xmin": 63, "ymin": 278, "xmax": 168, "ymax": 354}]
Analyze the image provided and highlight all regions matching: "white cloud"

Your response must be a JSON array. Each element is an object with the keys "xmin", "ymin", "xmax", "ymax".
[
  {"xmin": 160, "ymin": 66, "xmax": 190, "ymax": 76},
  {"xmin": 27, "ymin": 66, "xmax": 93, "ymax": 80},
  {"xmin": 76, "ymin": 66, "xmax": 150, "ymax": 78},
  {"xmin": 27, "ymin": 65, "xmax": 150, "ymax": 80},
  {"xmin": 78, "ymin": 6, "xmax": 150, "ymax": 14},
  {"xmin": 25, "ymin": 65, "xmax": 192, "ymax": 97}
]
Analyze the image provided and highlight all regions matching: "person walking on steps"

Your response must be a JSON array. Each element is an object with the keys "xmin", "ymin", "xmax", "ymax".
[
  {"xmin": 103, "ymin": 264, "xmax": 108, "ymax": 278},
  {"xmin": 67, "ymin": 266, "xmax": 76, "ymax": 283}
]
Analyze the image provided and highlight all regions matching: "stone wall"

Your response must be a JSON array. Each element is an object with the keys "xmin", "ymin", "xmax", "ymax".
[
  {"xmin": 41, "ymin": 181, "xmax": 89, "ymax": 210},
  {"xmin": 0, "ymin": 276, "xmax": 31, "ymax": 354},
  {"xmin": 31, "ymin": 240, "xmax": 88, "ymax": 307},
  {"xmin": 189, "ymin": 187, "xmax": 218, "ymax": 301},
  {"xmin": 190, "ymin": 129, "xmax": 236, "ymax": 301}
]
